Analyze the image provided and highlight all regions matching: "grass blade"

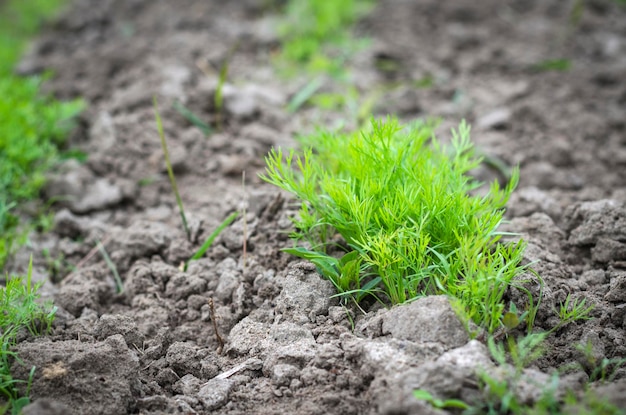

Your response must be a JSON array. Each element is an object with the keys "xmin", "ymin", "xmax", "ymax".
[
  {"xmin": 287, "ymin": 77, "xmax": 324, "ymax": 113},
  {"xmin": 173, "ymin": 101, "xmax": 213, "ymax": 136},
  {"xmin": 153, "ymin": 96, "xmax": 190, "ymax": 240},
  {"xmin": 215, "ymin": 42, "xmax": 239, "ymax": 131},
  {"xmin": 185, "ymin": 212, "xmax": 239, "ymax": 271},
  {"xmin": 96, "ymin": 240, "xmax": 123, "ymax": 294}
]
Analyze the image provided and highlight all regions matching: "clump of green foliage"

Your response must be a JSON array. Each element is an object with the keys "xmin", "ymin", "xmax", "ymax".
[
  {"xmin": 0, "ymin": 0, "xmax": 69, "ymax": 73},
  {"xmin": 276, "ymin": 0, "xmax": 373, "ymax": 75},
  {"xmin": 0, "ymin": 0, "xmax": 84, "ymax": 269},
  {"xmin": 416, "ymin": 332, "xmax": 626, "ymax": 414},
  {"xmin": 0, "ymin": 257, "xmax": 57, "ymax": 414},
  {"xmin": 262, "ymin": 118, "xmax": 527, "ymax": 332}
]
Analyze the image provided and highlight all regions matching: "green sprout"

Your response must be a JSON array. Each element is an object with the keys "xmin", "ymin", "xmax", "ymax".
[
  {"xmin": 184, "ymin": 212, "xmax": 239, "ymax": 272},
  {"xmin": 556, "ymin": 295, "xmax": 594, "ymax": 324},
  {"xmin": 276, "ymin": 0, "xmax": 372, "ymax": 73},
  {"xmin": 173, "ymin": 101, "xmax": 212, "ymax": 137},
  {"xmin": 214, "ymin": 42, "xmax": 238, "ymax": 131},
  {"xmin": 96, "ymin": 240, "xmax": 123, "ymax": 294},
  {"xmin": 0, "ymin": 256, "xmax": 56, "ymax": 414},
  {"xmin": 413, "ymin": 389, "xmax": 469, "ymax": 411},
  {"xmin": 261, "ymin": 117, "xmax": 528, "ymax": 331}
]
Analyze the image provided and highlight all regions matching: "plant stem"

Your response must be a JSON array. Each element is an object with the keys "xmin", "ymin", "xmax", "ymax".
[{"xmin": 153, "ymin": 96, "xmax": 190, "ymax": 241}]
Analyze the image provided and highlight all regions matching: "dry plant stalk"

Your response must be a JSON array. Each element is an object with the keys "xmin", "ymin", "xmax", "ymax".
[{"xmin": 208, "ymin": 298, "xmax": 224, "ymax": 353}]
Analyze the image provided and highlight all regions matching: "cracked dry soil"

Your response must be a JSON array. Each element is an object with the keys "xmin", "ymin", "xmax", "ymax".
[{"xmin": 5, "ymin": 0, "xmax": 626, "ymax": 414}]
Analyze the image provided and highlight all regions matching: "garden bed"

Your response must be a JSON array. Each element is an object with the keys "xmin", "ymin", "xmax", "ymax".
[{"xmin": 6, "ymin": 0, "xmax": 626, "ymax": 414}]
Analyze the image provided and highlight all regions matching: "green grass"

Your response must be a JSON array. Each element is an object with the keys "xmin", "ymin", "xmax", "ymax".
[
  {"xmin": 0, "ymin": 257, "xmax": 56, "ymax": 414},
  {"xmin": 184, "ymin": 212, "xmax": 239, "ymax": 272},
  {"xmin": 261, "ymin": 117, "xmax": 528, "ymax": 332},
  {"xmin": 415, "ymin": 332, "xmax": 626, "ymax": 414},
  {"xmin": 0, "ymin": 0, "xmax": 84, "ymax": 269},
  {"xmin": 276, "ymin": 0, "xmax": 373, "ymax": 75}
]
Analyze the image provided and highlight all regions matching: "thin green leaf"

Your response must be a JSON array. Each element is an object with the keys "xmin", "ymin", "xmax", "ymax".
[{"xmin": 185, "ymin": 212, "xmax": 239, "ymax": 270}]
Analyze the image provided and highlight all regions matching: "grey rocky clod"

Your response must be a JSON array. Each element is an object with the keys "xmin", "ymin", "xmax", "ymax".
[
  {"xmin": 166, "ymin": 342, "xmax": 205, "ymax": 378},
  {"xmin": 477, "ymin": 107, "xmax": 512, "ymax": 130},
  {"xmin": 214, "ymin": 257, "xmax": 241, "ymax": 303},
  {"xmin": 197, "ymin": 378, "xmax": 233, "ymax": 410},
  {"xmin": 223, "ymin": 83, "xmax": 285, "ymax": 120},
  {"xmin": 275, "ymin": 262, "xmax": 338, "ymax": 322},
  {"xmin": 592, "ymin": 238, "xmax": 626, "ymax": 264},
  {"xmin": 565, "ymin": 200, "xmax": 626, "ymax": 247},
  {"xmin": 381, "ymin": 295, "xmax": 470, "ymax": 349},
  {"xmin": 373, "ymin": 341, "xmax": 492, "ymax": 415},
  {"xmin": 225, "ymin": 316, "xmax": 271, "ymax": 356},
  {"xmin": 165, "ymin": 272, "xmax": 207, "ymax": 301},
  {"xmin": 45, "ymin": 160, "xmax": 134, "ymax": 214},
  {"xmin": 22, "ymin": 399, "xmax": 72, "ymax": 415},
  {"xmin": 108, "ymin": 221, "xmax": 173, "ymax": 262},
  {"xmin": 14, "ymin": 335, "xmax": 139, "ymax": 415},
  {"xmin": 605, "ymin": 270, "xmax": 626, "ymax": 303},
  {"xmin": 55, "ymin": 265, "xmax": 116, "ymax": 317},
  {"xmin": 94, "ymin": 313, "xmax": 145, "ymax": 349}
]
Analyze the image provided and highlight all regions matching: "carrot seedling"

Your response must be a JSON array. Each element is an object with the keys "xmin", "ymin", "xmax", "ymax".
[
  {"xmin": 153, "ymin": 96, "xmax": 190, "ymax": 241},
  {"xmin": 262, "ymin": 117, "xmax": 529, "ymax": 332}
]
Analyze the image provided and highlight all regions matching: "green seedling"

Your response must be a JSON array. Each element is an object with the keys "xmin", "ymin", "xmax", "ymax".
[
  {"xmin": 546, "ymin": 294, "xmax": 594, "ymax": 335},
  {"xmin": 173, "ymin": 101, "xmax": 213, "ymax": 136},
  {"xmin": 287, "ymin": 77, "xmax": 325, "ymax": 113},
  {"xmin": 0, "ymin": 0, "xmax": 69, "ymax": 73},
  {"xmin": 0, "ymin": 256, "xmax": 56, "ymax": 414},
  {"xmin": 0, "ymin": 75, "xmax": 83, "ymax": 269},
  {"xmin": 153, "ymin": 96, "xmax": 190, "ymax": 241},
  {"xmin": 214, "ymin": 42, "xmax": 238, "ymax": 131},
  {"xmin": 276, "ymin": 0, "xmax": 373, "ymax": 71},
  {"xmin": 0, "ymin": 0, "xmax": 84, "ymax": 270},
  {"xmin": 262, "ymin": 117, "xmax": 528, "ymax": 332},
  {"xmin": 532, "ymin": 59, "xmax": 571, "ymax": 72},
  {"xmin": 184, "ymin": 212, "xmax": 239, "ymax": 272},
  {"xmin": 556, "ymin": 295, "xmax": 593, "ymax": 324},
  {"xmin": 413, "ymin": 389, "xmax": 469, "ymax": 410},
  {"xmin": 576, "ymin": 341, "xmax": 626, "ymax": 384},
  {"xmin": 562, "ymin": 389, "xmax": 626, "ymax": 415},
  {"xmin": 413, "ymin": 74, "xmax": 435, "ymax": 89},
  {"xmin": 96, "ymin": 240, "xmax": 123, "ymax": 293}
]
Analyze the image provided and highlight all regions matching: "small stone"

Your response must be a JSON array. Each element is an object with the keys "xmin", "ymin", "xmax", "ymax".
[
  {"xmin": 477, "ymin": 108, "xmax": 511, "ymax": 130},
  {"xmin": 173, "ymin": 374, "xmax": 202, "ymax": 396},
  {"xmin": 197, "ymin": 378, "xmax": 232, "ymax": 410},
  {"xmin": 271, "ymin": 364, "xmax": 300, "ymax": 387},
  {"xmin": 89, "ymin": 111, "xmax": 116, "ymax": 151}
]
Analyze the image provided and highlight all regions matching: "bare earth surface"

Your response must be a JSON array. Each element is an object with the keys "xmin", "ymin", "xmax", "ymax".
[{"xmin": 7, "ymin": 0, "xmax": 626, "ymax": 414}]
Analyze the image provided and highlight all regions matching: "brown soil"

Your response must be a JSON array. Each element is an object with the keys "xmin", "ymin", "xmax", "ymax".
[{"xmin": 6, "ymin": 0, "xmax": 626, "ymax": 414}]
